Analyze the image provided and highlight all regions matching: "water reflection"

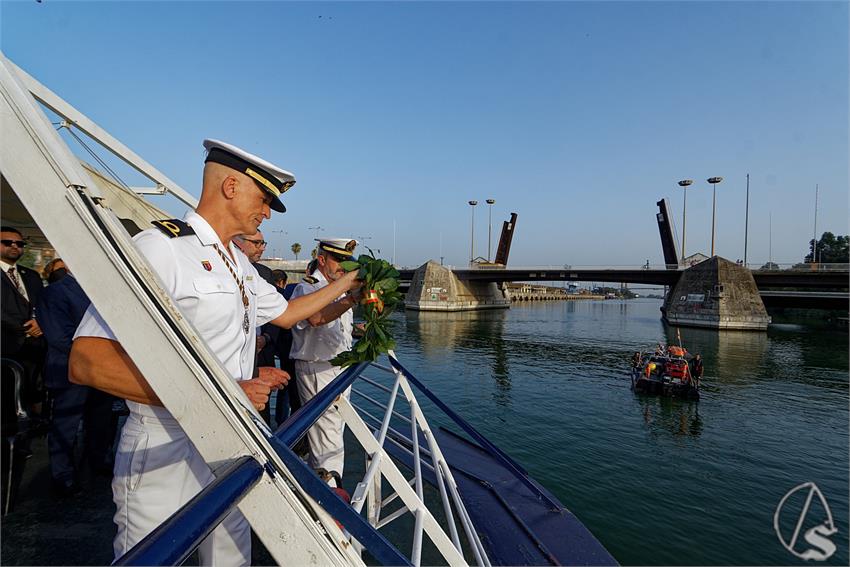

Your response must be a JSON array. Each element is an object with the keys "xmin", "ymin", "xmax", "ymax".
[
  {"xmin": 404, "ymin": 310, "xmax": 511, "ymax": 404},
  {"xmin": 663, "ymin": 324, "xmax": 769, "ymax": 386},
  {"xmin": 390, "ymin": 299, "xmax": 848, "ymax": 566},
  {"xmin": 635, "ymin": 395, "xmax": 704, "ymax": 437}
]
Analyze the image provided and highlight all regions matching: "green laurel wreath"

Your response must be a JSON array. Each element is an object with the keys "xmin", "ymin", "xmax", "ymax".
[{"xmin": 329, "ymin": 254, "xmax": 402, "ymax": 367}]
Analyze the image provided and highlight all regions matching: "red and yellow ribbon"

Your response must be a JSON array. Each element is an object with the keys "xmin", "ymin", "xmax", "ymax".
[{"xmin": 362, "ymin": 289, "xmax": 384, "ymax": 313}]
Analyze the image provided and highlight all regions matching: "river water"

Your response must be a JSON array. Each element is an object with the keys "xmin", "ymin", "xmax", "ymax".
[{"xmin": 379, "ymin": 298, "xmax": 848, "ymax": 565}]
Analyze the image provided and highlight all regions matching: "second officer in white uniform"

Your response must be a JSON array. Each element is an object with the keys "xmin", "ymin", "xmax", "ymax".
[{"xmin": 290, "ymin": 238, "xmax": 360, "ymax": 486}]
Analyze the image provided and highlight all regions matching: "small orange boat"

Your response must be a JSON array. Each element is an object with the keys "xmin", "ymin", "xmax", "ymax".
[{"xmin": 630, "ymin": 347, "xmax": 700, "ymax": 400}]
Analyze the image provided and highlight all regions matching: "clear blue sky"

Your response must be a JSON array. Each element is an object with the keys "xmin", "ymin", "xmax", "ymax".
[{"xmin": 2, "ymin": 1, "xmax": 847, "ymax": 267}]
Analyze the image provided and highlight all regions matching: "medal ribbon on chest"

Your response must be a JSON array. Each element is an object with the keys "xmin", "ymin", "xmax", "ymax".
[{"xmin": 212, "ymin": 243, "xmax": 251, "ymax": 334}]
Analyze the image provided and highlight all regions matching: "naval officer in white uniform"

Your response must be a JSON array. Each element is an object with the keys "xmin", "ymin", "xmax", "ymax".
[
  {"xmin": 69, "ymin": 140, "xmax": 362, "ymax": 565},
  {"xmin": 290, "ymin": 238, "xmax": 360, "ymax": 487}
]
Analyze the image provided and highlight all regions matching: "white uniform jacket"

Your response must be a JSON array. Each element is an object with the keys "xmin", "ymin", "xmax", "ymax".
[
  {"xmin": 289, "ymin": 270, "xmax": 352, "ymax": 363},
  {"xmin": 75, "ymin": 210, "xmax": 287, "ymax": 418}
]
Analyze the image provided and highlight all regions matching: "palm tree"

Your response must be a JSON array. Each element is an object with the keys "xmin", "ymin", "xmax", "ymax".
[{"xmin": 291, "ymin": 242, "xmax": 301, "ymax": 260}]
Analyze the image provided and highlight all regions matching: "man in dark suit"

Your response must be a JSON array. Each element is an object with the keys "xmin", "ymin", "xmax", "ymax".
[
  {"xmin": 271, "ymin": 270, "xmax": 299, "ymax": 426},
  {"xmin": 38, "ymin": 265, "xmax": 115, "ymax": 496},
  {"xmin": 235, "ymin": 230, "xmax": 281, "ymax": 424},
  {"xmin": 1, "ymin": 227, "xmax": 46, "ymax": 421}
]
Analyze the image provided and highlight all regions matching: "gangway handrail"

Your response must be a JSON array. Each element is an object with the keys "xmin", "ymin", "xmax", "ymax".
[
  {"xmin": 339, "ymin": 353, "xmax": 491, "ymax": 566},
  {"xmin": 274, "ymin": 361, "xmax": 371, "ymax": 447},
  {"xmin": 114, "ymin": 456, "xmax": 263, "ymax": 566},
  {"xmin": 266, "ymin": 436, "xmax": 412, "ymax": 567},
  {"xmin": 115, "ymin": 361, "xmax": 412, "ymax": 566},
  {"xmin": 117, "ymin": 360, "xmax": 413, "ymax": 567}
]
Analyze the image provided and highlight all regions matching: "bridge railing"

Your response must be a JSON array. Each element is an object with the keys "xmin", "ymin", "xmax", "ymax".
[
  {"xmin": 399, "ymin": 262, "xmax": 849, "ymax": 274},
  {"xmin": 749, "ymin": 263, "xmax": 849, "ymax": 272}
]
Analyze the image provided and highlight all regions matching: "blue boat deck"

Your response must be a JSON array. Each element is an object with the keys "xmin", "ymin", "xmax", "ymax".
[{"xmin": 387, "ymin": 427, "xmax": 617, "ymax": 566}]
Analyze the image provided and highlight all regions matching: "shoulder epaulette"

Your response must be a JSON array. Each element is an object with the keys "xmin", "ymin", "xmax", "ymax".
[
  {"xmin": 151, "ymin": 219, "xmax": 195, "ymax": 238},
  {"xmin": 303, "ymin": 275, "xmax": 319, "ymax": 284}
]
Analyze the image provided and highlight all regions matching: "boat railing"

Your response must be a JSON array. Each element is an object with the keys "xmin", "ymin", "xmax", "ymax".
[{"xmin": 113, "ymin": 353, "xmax": 496, "ymax": 566}]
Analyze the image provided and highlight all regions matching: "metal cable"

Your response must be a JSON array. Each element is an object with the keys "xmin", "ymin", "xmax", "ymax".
[{"xmin": 65, "ymin": 125, "xmax": 131, "ymax": 189}]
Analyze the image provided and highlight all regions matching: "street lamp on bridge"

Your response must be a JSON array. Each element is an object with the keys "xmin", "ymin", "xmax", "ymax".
[
  {"xmin": 308, "ymin": 226, "xmax": 324, "ymax": 240},
  {"xmin": 707, "ymin": 177, "xmax": 723, "ymax": 257},
  {"xmin": 468, "ymin": 200, "xmax": 478, "ymax": 265},
  {"xmin": 270, "ymin": 229, "xmax": 287, "ymax": 259},
  {"xmin": 677, "ymin": 180, "xmax": 693, "ymax": 265},
  {"xmin": 486, "ymin": 198, "xmax": 496, "ymax": 262},
  {"xmin": 357, "ymin": 235, "xmax": 379, "ymax": 256}
]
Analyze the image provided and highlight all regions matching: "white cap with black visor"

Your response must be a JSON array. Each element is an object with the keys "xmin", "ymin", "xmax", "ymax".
[
  {"xmin": 203, "ymin": 139, "xmax": 295, "ymax": 213},
  {"xmin": 316, "ymin": 238, "xmax": 358, "ymax": 261}
]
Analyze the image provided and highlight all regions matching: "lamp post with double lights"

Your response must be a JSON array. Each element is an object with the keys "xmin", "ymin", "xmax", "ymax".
[
  {"xmin": 707, "ymin": 177, "xmax": 723, "ymax": 257},
  {"xmin": 677, "ymin": 180, "xmax": 693, "ymax": 265},
  {"xmin": 357, "ymin": 235, "xmax": 377, "ymax": 256},
  {"xmin": 486, "ymin": 198, "xmax": 496, "ymax": 262},
  {"xmin": 270, "ymin": 229, "xmax": 287, "ymax": 259},
  {"xmin": 468, "ymin": 200, "xmax": 478, "ymax": 265}
]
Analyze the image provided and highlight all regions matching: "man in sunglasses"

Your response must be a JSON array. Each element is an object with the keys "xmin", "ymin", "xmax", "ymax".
[{"xmin": 1, "ymin": 226, "xmax": 47, "ymax": 423}]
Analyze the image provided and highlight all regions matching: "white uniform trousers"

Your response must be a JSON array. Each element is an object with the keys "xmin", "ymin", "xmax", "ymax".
[
  {"xmin": 294, "ymin": 359, "xmax": 349, "ymax": 478},
  {"xmin": 112, "ymin": 413, "xmax": 251, "ymax": 566}
]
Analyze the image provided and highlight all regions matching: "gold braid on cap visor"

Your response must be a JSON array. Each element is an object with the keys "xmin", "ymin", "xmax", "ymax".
[
  {"xmin": 245, "ymin": 168, "xmax": 295, "ymax": 196},
  {"xmin": 205, "ymin": 147, "xmax": 295, "ymax": 195},
  {"xmin": 322, "ymin": 245, "xmax": 353, "ymax": 256}
]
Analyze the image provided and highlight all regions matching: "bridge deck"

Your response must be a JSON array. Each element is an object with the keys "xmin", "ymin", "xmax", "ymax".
[{"xmin": 399, "ymin": 267, "xmax": 848, "ymax": 290}]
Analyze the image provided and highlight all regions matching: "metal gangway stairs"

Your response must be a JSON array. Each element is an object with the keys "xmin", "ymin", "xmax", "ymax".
[
  {"xmin": 115, "ymin": 355, "xmax": 497, "ymax": 566},
  {"xmin": 1, "ymin": 52, "xmax": 616, "ymax": 566}
]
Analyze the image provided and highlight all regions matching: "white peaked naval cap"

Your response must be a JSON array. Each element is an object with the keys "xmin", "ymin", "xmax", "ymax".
[
  {"xmin": 316, "ymin": 238, "xmax": 358, "ymax": 259},
  {"xmin": 203, "ymin": 138, "xmax": 295, "ymax": 213}
]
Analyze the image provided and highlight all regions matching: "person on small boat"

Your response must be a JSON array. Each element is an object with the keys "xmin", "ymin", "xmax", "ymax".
[
  {"xmin": 692, "ymin": 354, "xmax": 704, "ymax": 388},
  {"xmin": 655, "ymin": 343, "xmax": 665, "ymax": 355},
  {"xmin": 631, "ymin": 351, "xmax": 642, "ymax": 368}
]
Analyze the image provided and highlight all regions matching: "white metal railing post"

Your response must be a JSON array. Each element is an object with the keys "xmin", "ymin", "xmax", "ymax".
[
  {"xmin": 424, "ymin": 429, "xmax": 462, "ymax": 551},
  {"xmin": 410, "ymin": 404, "xmax": 425, "ymax": 566},
  {"xmin": 350, "ymin": 370, "xmax": 402, "ymax": 515},
  {"xmin": 388, "ymin": 351, "xmax": 491, "ymax": 566},
  {"xmin": 337, "ymin": 397, "xmax": 467, "ymax": 566}
]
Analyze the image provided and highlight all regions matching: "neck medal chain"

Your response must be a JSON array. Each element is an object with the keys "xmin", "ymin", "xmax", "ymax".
[{"xmin": 212, "ymin": 243, "xmax": 250, "ymax": 334}]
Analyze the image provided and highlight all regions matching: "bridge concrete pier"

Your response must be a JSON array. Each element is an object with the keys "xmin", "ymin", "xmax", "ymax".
[
  {"xmin": 662, "ymin": 256, "xmax": 771, "ymax": 331},
  {"xmin": 404, "ymin": 261, "xmax": 510, "ymax": 311}
]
